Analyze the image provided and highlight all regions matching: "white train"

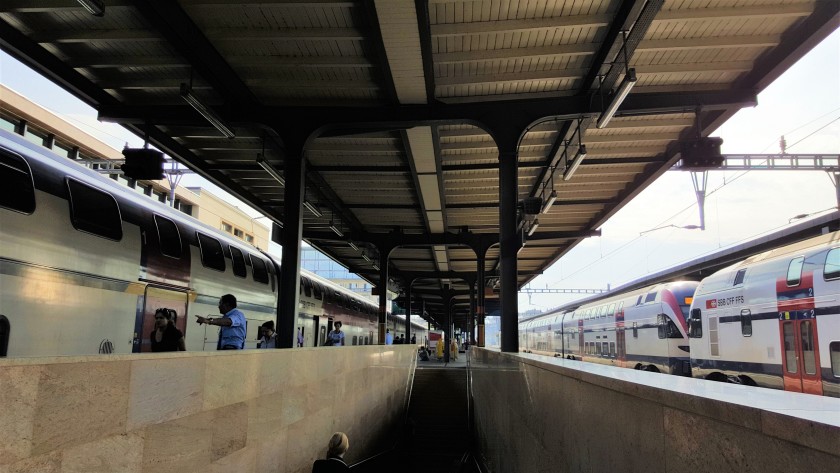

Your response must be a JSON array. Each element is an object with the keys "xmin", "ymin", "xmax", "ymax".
[
  {"xmin": 0, "ymin": 128, "xmax": 426, "ymax": 357},
  {"xmin": 520, "ymin": 232, "xmax": 840, "ymax": 397},
  {"xmin": 520, "ymin": 281, "xmax": 698, "ymax": 375},
  {"xmin": 688, "ymin": 231, "xmax": 840, "ymax": 397}
]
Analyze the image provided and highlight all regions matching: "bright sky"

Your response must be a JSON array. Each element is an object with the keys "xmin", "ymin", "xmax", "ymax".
[{"xmin": 1, "ymin": 28, "xmax": 838, "ymax": 314}]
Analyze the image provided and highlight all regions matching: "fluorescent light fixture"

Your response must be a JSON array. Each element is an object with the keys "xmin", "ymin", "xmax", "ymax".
[
  {"xmin": 77, "ymin": 0, "xmax": 104, "ymax": 16},
  {"xmin": 541, "ymin": 190, "xmax": 557, "ymax": 214},
  {"xmin": 563, "ymin": 145, "xmax": 587, "ymax": 181},
  {"xmin": 180, "ymin": 83, "xmax": 235, "ymax": 139},
  {"xmin": 528, "ymin": 219, "xmax": 540, "ymax": 236},
  {"xmin": 362, "ymin": 254, "xmax": 372, "ymax": 262},
  {"xmin": 303, "ymin": 200, "xmax": 322, "ymax": 217},
  {"xmin": 596, "ymin": 68, "xmax": 637, "ymax": 129},
  {"xmin": 348, "ymin": 242, "xmax": 359, "ymax": 251},
  {"xmin": 256, "ymin": 154, "xmax": 285, "ymax": 187},
  {"xmin": 372, "ymin": 264, "xmax": 380, "ymax": 271},
  {"xmin": 330, "ymin": 224, "xmax": 343, "ymax": 237}
]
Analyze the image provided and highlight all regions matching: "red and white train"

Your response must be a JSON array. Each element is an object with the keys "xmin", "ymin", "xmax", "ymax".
[
  {"xmin": 0, "ymin": 128, "xmax": 425, "ymax": 357},
  {"xmin": 520, "ymin": 281, "xmax": 698, "ymax": 375},
  {"xmin": 688, "ymin": 231, "xmax": 840, "ymax": 397},
  {"xmin": 521, "ymin": 232, "xmax": 840, "ymax": 397}
]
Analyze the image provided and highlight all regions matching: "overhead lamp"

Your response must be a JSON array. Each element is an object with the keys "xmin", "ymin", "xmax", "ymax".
[
  {"xmin": 372, "ymin": 264, "xmax": 380, "ymax": 271},
  {"xmin": 329, "ymin": 222, "xmax": 343, "ymax": 237},
  {"xmin": 542, "ymin": 190, "xmax": 557, "ymax": 214},
  {"xmin": 77, "ymin": 0, "xmax": 104, "ymax": 16},
  {"xmin": 362, "ymin": 254, "xmax": 372, "ymax": 263},
  {"xmin": 348, "ymin": 241, "xmax": 359, "ymax": 251},
  {"xmin": 256, "ymin": 154, "xmax": 285, "ymax": 187},
  {"xmin": 563, "ymin": 145, "xmax": 587, "ymax": 181},
  {"xmin": 180, "ymin": 83, "xmax": 235, "ymax": 139},
  {"xmin": 303, "ymin": 200, "xmax": 322, "ymax": 217},
  {"xmin": 528, "ymin": 219, "xmax": 540, "ymax": 236},
  {"xmin": 596, "ymin": 68, "xmax": 636, "ymax": 129}
]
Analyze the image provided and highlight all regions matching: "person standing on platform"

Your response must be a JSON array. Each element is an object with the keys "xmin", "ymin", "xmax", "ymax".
[
  {"xmin": 450, "ymin": 338, "xmax": 459, "ymax": 361},
  {"xmin": 326, "ymin": 321, "xmax": 345, "ymax": 346},
  {"xmin": 258, "ymin": 320, "xmax": 277, "ymax": 349},
  {"xmin": 398, "ymin": 334, "xmax": 405, "ymax": 345},
  {"xmin": 195, "ymin": 294, "xmax": 247, "ymax": 350},
  {"xmin": 385, "ymin": 328, "xmax": 393, "ymax": 345},
  {"xmin": 312, "ymin": 432, "xmax": 350, "ymax": 472},
  {"xmin": 411, "ymin": 334, "xmax": 416, "ymax": 345},
  {"xmin": 297, "ymin": 327, "xmax": 305, "ymax": 347},
  {"xmin": 150, "ymin": 308, "xmax": 185, "ymax": 352}
]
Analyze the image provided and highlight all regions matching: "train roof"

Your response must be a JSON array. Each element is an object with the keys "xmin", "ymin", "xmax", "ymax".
[{"xmin": 1, "ymin": 128, "xmax": 387, "ymax": 312}]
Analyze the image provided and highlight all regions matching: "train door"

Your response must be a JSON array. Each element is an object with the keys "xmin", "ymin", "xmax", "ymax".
[
  {"xmin": 134, "ymin": 285, "xmax": 189, "ymax": 353},
  {"xmin": 616, "ymin": 302, "xmax": 626, "ymax": 366},
  {"xmin": 312, "ymin": 315, "xmax": 321, "ymax": 346},
  {"xmin": 777, "ymin": 259, "xmax": 822, "ymax": 394},
  {"xmin": 779, "ymin": 319, "xmax": 823, "ymax": 395}
]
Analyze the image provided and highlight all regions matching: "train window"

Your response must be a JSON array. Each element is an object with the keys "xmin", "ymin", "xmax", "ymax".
[
  {"xmin": 229, "ymin": 246, "xmax": 247, "ymax": 278},
  {"xmin": 251, "ymin": 256, "xmax": 269, "ymax": 284},
  {"xmin": 733, "ymin": 268, "xmax": 747, "ymax": 286},
  {"xmin": 632, "ymin": 322, "xmax": 638, "ymax": 338},
  {"xmin": 352, "ymin": 335, "xmax": 358, "ymax": 346},
  {"xmin": 596, "ymin": 342, "xmax": 602, "ymax": 355},
  {"xmin": 301, "ymin": 277, "xmax": 312, "ymax": 297},
  {"xmin": 644, "ymin": 291, "xmax": 657, "ymax": 303},
  {"xmin": 154, "ymin": 215, "xmax": 182, "ymax": 258},
  {"xmin": 657, "ymin": 314, "xmax": 667, "ymax": 339},
  {"xmin": 709, "ymin": 318, "xmax": 720, "ymax": 357},
  {"xmin": 609, "ymin": 342, "xmax": 616, "ymax": 358},
  {"xmin": 824, "ymin": 248, "xmax": 840, "ymax": 280},
  {"xmin": 0, "ymin": 314, "xmax": 9, "ymax": 357},
  {"xmin": 312, "ymin": 282, "xmax": 323, "ymax": 300},
  {"xmin": 801, "ymin": 320, "xmax": 817, "ymax": 375},
  {"xmin": 689, "ymin": 309, "xmax": 703, "ymax": 338},
  {"xmin": 740, "ymin": 309, "xmax": 752, "ymax": 337},
  {"xmin": 635, "ymin": 295, "xmax": 643, "ymax": 306},
  {"xmin": 268, "ymin": 263, "xmax": 276, "ymax": 292},
  {"xmin": 196, "ymin": 233, "xmax": 225, "ymax": 271},
  {"xmin": 67, "ymin": 179, "xmax": 122, "ymax": 241},
  {"xmin": 607, "ymin": 304, "xmax": 616, "ymax": 317},
  {"xmin": 0, "ymin": 149, "xmax": 36, "ymax": 214},
  {"xmin": 830, "ymin": 342, "xmax": 840, "ymax": 377},
  {"xmin": 786, "ymin": 256, "xmax": 804, "ymax": 286}
]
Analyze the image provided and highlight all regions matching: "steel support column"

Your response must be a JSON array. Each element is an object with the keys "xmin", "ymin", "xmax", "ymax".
[
  {"xmin": 377, "ymin": 250, "xmax": 389, "ymax": 344},
  {"xmin": 499, "ymin": 150, "xmax": 519, "ymax": 353},
  {"xmin": 405, "ymin": 277, "xmax": 413, "ymax": 344},
  {"xmin": 276, "ymin": 154, "xmax": 305, "ymax": 348},
  {"xmin": 469, "ymin": 278, "xmax": 476, "ymax": 345},
  {"xmin": 477, "ymin": 252, "xmax": 486, "ymax": 347}
]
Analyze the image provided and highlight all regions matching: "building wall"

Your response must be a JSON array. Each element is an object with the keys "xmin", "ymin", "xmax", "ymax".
[
  {"xmin": 0, "ymin": 346, "xmax": 417, "ymax": 473},
  {"xmin": 471, "ymin": 348, "xmax": 840, "ymax": 473}
]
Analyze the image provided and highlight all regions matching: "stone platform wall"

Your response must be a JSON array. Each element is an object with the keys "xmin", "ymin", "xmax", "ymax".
[
  {"xmin": 0, "ymin": 345, "xmax": 417, "ymax": 473},
  {"xmin": 470, "ymin": 348, "xmax": 840, "ymax": 473}
]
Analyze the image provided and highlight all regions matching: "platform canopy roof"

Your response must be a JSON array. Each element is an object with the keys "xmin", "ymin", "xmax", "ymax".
[{"xmin": 2, "ymin": 0, "xmax": 836, "ymax": 327}]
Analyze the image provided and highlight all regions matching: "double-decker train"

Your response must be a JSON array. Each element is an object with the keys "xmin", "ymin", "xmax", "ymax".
[
  {"xmin": 521, "ymin": 232, "xmax": 840, "ymax": 397},
  {"xmin": 0, "ymin": 128, "xmax": 426, "ymax": 357}
]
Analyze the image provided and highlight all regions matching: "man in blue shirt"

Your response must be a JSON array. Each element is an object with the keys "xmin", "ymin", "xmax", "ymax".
[
  {"xmin": 385, "ymin": 328, "xmax": 393, "ymax": 345},
  {"xmin": 195, "ymin": 294, "xmax": 247, "ymax": 350}
]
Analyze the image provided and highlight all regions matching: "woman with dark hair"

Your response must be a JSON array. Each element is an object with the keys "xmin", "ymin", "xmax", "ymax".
[
  {"xmin": 150, "ymin": 308, "xmax": 185, "ymax": 352},
  {"xmin": 312, "ymin": 432, "xmax": 350, "ymax": 472}
]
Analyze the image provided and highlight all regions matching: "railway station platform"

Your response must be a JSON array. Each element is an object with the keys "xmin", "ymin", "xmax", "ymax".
[{"xmin": 1, "ymin": 346, "xmax": 838, "ymax": 473}]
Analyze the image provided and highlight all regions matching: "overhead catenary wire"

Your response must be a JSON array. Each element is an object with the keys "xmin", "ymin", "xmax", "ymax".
[{"xmin": 547, "ymin": 112, "xmax": 839, "ymax": 289}]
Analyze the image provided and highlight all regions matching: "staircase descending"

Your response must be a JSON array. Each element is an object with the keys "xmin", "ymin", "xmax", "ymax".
[
  {"xmin": 407, "ymin": 368, "xmax": 471, "ymax": 471},
  {"xmin": 351, "ymin": 366, "xmax": 480, "ymax": 473}
]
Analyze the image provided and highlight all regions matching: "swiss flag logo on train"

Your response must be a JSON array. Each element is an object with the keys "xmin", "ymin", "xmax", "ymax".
[{"xmin": 706, "ymin": 299, "xmax": 717, "ymax": 309}]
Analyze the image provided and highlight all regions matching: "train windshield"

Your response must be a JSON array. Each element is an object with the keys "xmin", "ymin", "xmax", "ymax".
[{"xmin": 671, "ymin": 284, "xmax": 697, "ymax": 318}]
